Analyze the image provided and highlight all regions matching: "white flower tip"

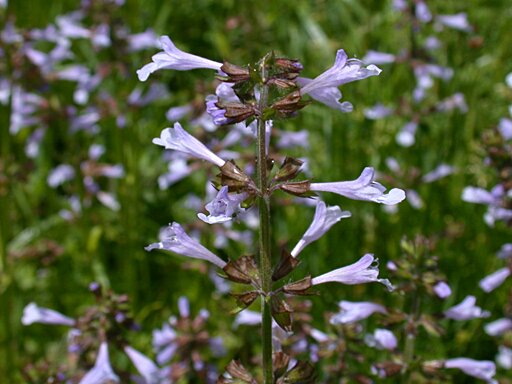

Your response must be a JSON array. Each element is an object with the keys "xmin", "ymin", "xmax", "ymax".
[
  {"xmin": 367, "ymin": 64, "xmax": 382, "ymax": 75},
  {"xmin": 379, "ymin": 188, "xmax": 406, "ymax": 205}
]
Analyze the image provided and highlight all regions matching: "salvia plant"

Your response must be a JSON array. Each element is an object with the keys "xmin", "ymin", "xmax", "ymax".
[{"xmin": 138, "ymin": 35, "xmax": 406, "ymax": 383}]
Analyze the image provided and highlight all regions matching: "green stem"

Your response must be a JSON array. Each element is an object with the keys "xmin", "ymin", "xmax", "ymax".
[{"xmin": 256, "ymin": 56, "xmax": 273, "ymax": 384}]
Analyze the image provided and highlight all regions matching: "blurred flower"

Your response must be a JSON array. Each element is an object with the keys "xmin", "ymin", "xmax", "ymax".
[
  {"xmin": 298, "ymin": 49, "xmax": 381, "ymax": 111},
  {"xmin": 330, "ymin": 301, "xmax": 387, "ymax": 325},
  {"xmin": 362, "ymin": 50, "xmax": 396, "ymax": 65},
  {"xmin": 365, "ymin": 328, "xmax": 397, "ymax": 351},
  {"xmin": 444, "ymin": 358, "xmax": 497, "ymax": 384},
  {"xmin": 484, "ymin": 318, "xmax": 512, "ymax": 336},
  {"xmin": 364, "ymin": 104, "xmax": 393, "ymax": 120},
  {"xmin": 422, "ymin": 164, "xmax": 455, "ymax": 183},
  {"xmin": 433, "ymin": 281, "xmax": 452, "ymax": 299},
  {"xmin": 22, "ymin": 303, "xmax": 75, "ymax": 326},
  {"xmin": 415, "ymin": 1, "xmax": 432, "ymax": 23},
  {"xmin": 137, "ymin": 35, "xmax": 222, "ymax": 81},
  {"xmin": 479, "ymin": 267, "xmax": 510, "ymax": 293},
  {"xmin": 396, "ymin": 121, "xmax": 418, "ymax": 147},
  {"xmin": 310, "ymin": 167, "xmax": 406, "ymax": 205},
  {"xmin": 444, "ymin": 295, "xmax": 490, "ymax": 320},
  {"xmin": 436, "ymin": 13, "xmax": 472, "ymax": 32},
  {"xmin": 79, "ymin": 342, "xmax": 119, "ymax": 384},
  {"xmin": 312, "ymin": 254, "xmax": 394, "ymax": 291},
  {"xmin": 497, "ymin": 243, "xmax": 512, "ymax": 259},
  {"xmin": 153, "ymin": 122, "xmax": 225, "ymax": 167},
  {"xmin": 145, "ymin": 222, "xmax": 227, "ymax": 268},
  {"xmin": 498, "ymin": 118, "xmax": 512, "ymax": 140},
  {"xmin": 496, "ymin": 346, "xmax": 512, "ymax": 369},
  {"xmin": 290, "ymin": 201, "xmax": 350, "ymax": 257},
  {"xmin": 124, "ymin": 346, "xmax": 161, "ymax": 384}
]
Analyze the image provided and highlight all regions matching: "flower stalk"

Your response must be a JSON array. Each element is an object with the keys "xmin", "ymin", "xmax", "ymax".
[{"xmin": 256, "ymin": 53, "xmax": 274, "ymax": 384}]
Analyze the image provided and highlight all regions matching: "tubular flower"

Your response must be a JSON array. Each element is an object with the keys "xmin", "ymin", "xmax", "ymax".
[
  {"xmin": 137, "ymin": 35, "xmax": 222, "ymax": 81},
  {"xmin": 290, "ymin": 200, "xmax": 351, "ymax": 257},
  {"xmin": 22, "ymin": 302, "xmax": 75, "ymax": 326},
  {"xmin": 298, "ymin": 49, "xmax": 381, "ymax": 111},
  {"xmin": 444, "ymin": 358, "xmax": 497, "ymax": 384},
  {"xmin": 145, "ymin": 222, "xmax": 227, "ymax": 269},
  {"xmin": 124, "ymin": 346, "xmax": 161, "ymax": 384},
  {"xmin": 310, "ymin": 167, "xmax": 406, "ymax": 205},
  {"xmin": 479, "ymin": 267, "xmax": 511, "ymax": 293},
  {"xmin": 444, "ymin": 295, "xmax": 490, "ymax": 321},
  {"xmin": 79, "ymin": 342, "xmax": 119, "ymax": 384},
  {"xmin": 153, "ymin": 122, "xmax": 225, "ymax": 167},
  {"xmin": 330, "ymin": 300, "xmax": 387, "ymax": 324},
  {"xmin": 311, "ymin": 254, "xmax": 394, "ymax": 291}
]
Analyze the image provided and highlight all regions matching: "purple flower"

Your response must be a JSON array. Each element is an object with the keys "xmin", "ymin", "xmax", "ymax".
[
  {"xmin": 433, "ymin": 281, "xmax": 452, "ymax": 299},
  {"xmin": 153, "ymin": 122, "xmax": 225, "ymax": 167},
  {"xmin": 422, "ymin": 164, "xmax": 455, "ymax": 183},
  {"xmin": 145, "ymin": 222, "xmax": 227, "ymax": 268},
  {"xmin": 462, "ymin": 185, "xmax": 502, "ymax": 206},
  {"xmin": 158, "ymin": 158, "xmax": 190, "ymax": 189},
  {"xmin": 205, "ymin": 95, "xmax": 232, "ymax": 125},
  {"xmin": 166, "ymin": 105, "xmax": 193, "ymax": 122},
  {"xmin": 22, "ymin": 302, "xmax": 75, "ymax": 326},
  {"xmin": 436, "ymin": 13, "xmax": 472, "ymax": 32},
  {"xmin": 364, "ymin": 104, "xmax": 393, "ymax": 120},
  {"xmin": 277, "ymin": 130, "xmax": 310, "ymax": 149},
  {"xmin": 497, "ymin": 243, "xmax": 512, "ymax": 259},
  {"xmin": 415, "ymin": 1, "xmax": 432, "ymax": 23},
  {"xmin": 297, "ymin": 49, "xmax": 381, "ymax": 111},
  {"xmin": 497, "ymin": 346, "xmax": 512, "ymax": 369},
  {"xmin": 498, "ymin": 118, "xmax": 512, "ymax": 140},
  {"xmin": 233, "ymin": 310, "xmax": 262, "ymax": 328},
  {"xmin": 396, "ymin": 121, "xmax": 418, "ymax": 147},
  {"xmin": 436, "ymin": 93, "xmax": 468, "ymax": 113},
  {"xmin": 124, "ymin": 346, "xmax": 160, "ymax": 384},
  {"xmin": 444, "ymin": 296, "xmax": 490, "ymax": 321},
  {"xmin": 366, "ymin": 328, "xmax": 397, "ymax": 350},
  {"xmin": 362, "ymin": 51, "xmax": 396, "ymax": 65},
  {"xmin": 330, "ymin": 301, "xmax": 387, "ymax": 324},
  {"xmin": 153, "ymin": 322, "xmax": 178, "ymax": 365},
  {"xmin": 198, "ymin": 186, "xmax": 247, "ymax": 224},
  {"xmin": 479, "ymin": 267, "xmax": 511, "ymax": 293},
  {"xmin": 290, "ymin": 201, "xmax": 351, "ymax": 257},
  {"xmin": 310, "ymin": 167, "xmax": 406, "ymax": 205},
  {"xmin": 79, "ymin": 342, "xmax": 119, "ymax": 384},
  {"xmin": 137, "ymin": 36, "xmax": 222, "ymax": 81},
  {"xmin": 311, "ymin": 254, "xmax": 394, "ymax": 291},
  {"xmin": 444, "ymin": 358, "xmax": 497, "ymax": 384},
  {"xmin": 127, "ymin": 29, "xmax": 160, "ymax": 52},
  {"xmin": 178, "ymin": 296, "xmax": 190, "ymax": 318},
  {"xmin": 484, "ymin": 318, "xmax": 512, "ymax": 336}
]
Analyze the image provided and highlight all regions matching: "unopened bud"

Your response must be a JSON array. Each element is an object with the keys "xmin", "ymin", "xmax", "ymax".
[
  {"xmin": 220, "ymin": 62, "xmax": 250, "ymax": 83},
  {"xmin": 279, "ymin": 180, "xmax": 312, "ymax": 197}
]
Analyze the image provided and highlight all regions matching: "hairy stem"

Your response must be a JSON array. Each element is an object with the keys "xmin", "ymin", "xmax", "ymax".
[{"xmin": 256, "ymin": 55, "xmax": 273, "ymax": 384}]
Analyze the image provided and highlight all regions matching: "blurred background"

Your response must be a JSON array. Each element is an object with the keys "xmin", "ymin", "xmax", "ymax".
[{"xmin": 1, "ymin": 0, "xmax": 511, "ymax": 382}]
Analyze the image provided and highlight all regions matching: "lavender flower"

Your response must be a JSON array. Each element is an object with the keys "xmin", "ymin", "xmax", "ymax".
[
  {"xmin": 198, "ymin": 186, "xmax": 247, "ymax": 224},
  {"xmin": 496, "ymin": 346, "xmax": 512, "ymax": 369},
  {"xmin": 145, "ymin": 222, "xmax": 227, "ymax": 268},
  {"xmin": 479, "ymin": 267, "xmax": 511, "ymax": 293},
  {"xmin": 153, "ymin": 322, "xmax": 178, "ymax": 365},
  {"xmin": 79, "ymin": 342, "xmax": 119, "ymax": 384},
  {"xmin": 498, "ymin": 117, "xmax": 512, "ymax": 140},
  {"xmin": 311, "ymin": 254, "xmax": 394, "ymax": 291},
  {"xmin": 330, "ymin": 300, "xmax": 388, "ymax": 324},
  {"xmin": 124, "ymin": 346, "xmax": 161, "ymax": 384},
  {"xmin": 497, "ymin": 243, "xmax": 512, "ymax": 259},
  {"xmin": 396, "ymin": 121, "xmax": 418, "ymax": 147},
  {"xmin": 433, "ymin": 281, "xmax": 452, "ymax": 299},
  {"xmin": 436, "ymin": 13, "xmax": 472, "ymax": 32},
  {"xmin": 444, "ymin": 358, "xmax": 497, "ymax": 384},
  {"xmin": 365, "ymin": 328, "xmax": 397, "ymax": 351},
  {"xmin": 362, "ymin": 51, "xmax": 396, "ymax": 65},
  {"xmin": 153, "ymin": 122, "xmax": 225, "ymax": 167},
  {"xmin": 22, "ymin": 302, "xmax": 75, "ymax": 326},
  {"xmin": 310, "ymin": 167, "xmax": 406, "ymax": 205},
  {"xmin": 290, "ymin": 201, "xmax": 350, "ymax": 257},
  {"xmin": 422, "ymin": 164, "xmax": 455, "ymax": 183},
  {"xmin": 137, "ymin": 35, "xmax": 222, "ymax": 81},
  {"xmin": 415, "ymin": 1, "xmax": 432, "ymax": 23},
  {"xmin": 363, "ymin": 104, "xmax": 393, "ymax": 120},
  {"xmin": 484, "ymin": 318, "xmax": 512, "ymax": 336},
  {"xmin": 444, "ymin": 296, "xmax": 490, "ymax": 321},
  {"xmin": 297, "ymin": 49, "xmax": 381, "ymax": 111}
]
